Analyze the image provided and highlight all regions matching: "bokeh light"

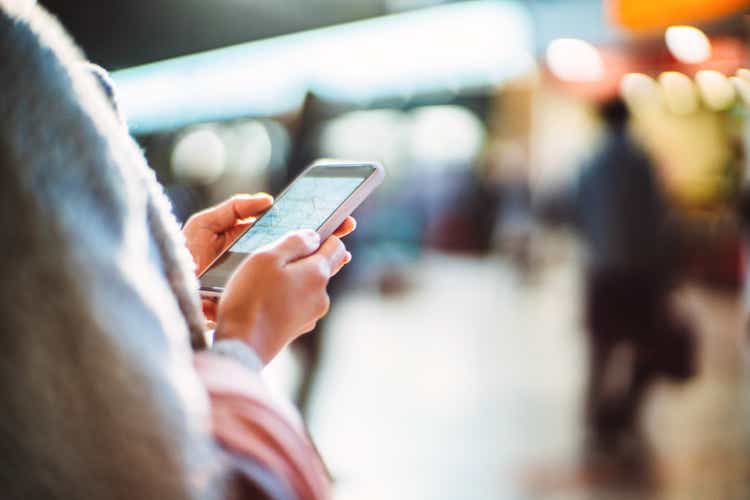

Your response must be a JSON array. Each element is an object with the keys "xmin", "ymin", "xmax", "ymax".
[
  {"xmin": 545, "ymin": 38, "xmax": 604, "ymax": 83},
  {"xmin": 665, "ymin": 26, "xmax": 711, "ymax": 64},
  {"xmin": 170, "ymin": 127, "xmax": 226, "ymax": 185},
  {"xmin": 409, "ymin": 105, "xmax": 485, "ymax": 167}
]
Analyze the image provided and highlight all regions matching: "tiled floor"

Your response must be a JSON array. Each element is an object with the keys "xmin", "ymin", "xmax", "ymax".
[{"xmin": 265, "ymin": 236, "xmax": 750, "ymax": 499}]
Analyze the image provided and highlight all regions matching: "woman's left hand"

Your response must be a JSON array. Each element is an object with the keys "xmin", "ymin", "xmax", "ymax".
[{"xmin": 183, "ymin": 193, "xmax": 275, "ymax": 275}]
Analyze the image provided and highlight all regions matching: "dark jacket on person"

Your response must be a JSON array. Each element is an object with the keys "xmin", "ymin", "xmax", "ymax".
[{"xmin": 576, "ymin": 124, "xmax": 676, "ymax": 274}]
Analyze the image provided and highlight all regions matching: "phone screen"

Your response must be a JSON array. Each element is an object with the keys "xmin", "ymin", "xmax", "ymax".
[{"xmin": 200, "ymin": 164, "xmax": 375, "ymax": 289}]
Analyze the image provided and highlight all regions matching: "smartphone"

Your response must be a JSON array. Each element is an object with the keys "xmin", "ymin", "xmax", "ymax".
[{"xmin": 199, "ymin": 160, "xmax": 385, "ymax": 297}]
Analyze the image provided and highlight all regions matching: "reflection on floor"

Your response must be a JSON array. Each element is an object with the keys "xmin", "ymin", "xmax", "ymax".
[{"xmin": 265, "ymin": 239, "xmax": 750, "ymax": 500}]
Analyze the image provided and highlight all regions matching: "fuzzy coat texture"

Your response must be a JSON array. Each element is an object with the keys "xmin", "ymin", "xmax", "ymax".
[{"xmin": 0, "ymin": 2, "xmax": 225, "ymax": 498}]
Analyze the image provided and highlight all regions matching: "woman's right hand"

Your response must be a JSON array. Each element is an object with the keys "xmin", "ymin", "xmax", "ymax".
[{"xmin": 214, "ymin": 230, "xmax": 351, "ymax": 364}]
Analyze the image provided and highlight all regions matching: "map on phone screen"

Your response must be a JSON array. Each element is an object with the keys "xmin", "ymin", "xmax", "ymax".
[{"xmin": 231, "ymin": 176, "xmax": 365, "ymax": 254}]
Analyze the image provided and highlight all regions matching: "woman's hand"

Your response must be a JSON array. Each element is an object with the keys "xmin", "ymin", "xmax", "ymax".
[
  {"xmin": 183, "ymin": 193, "xmax": 357, "ymax": 275},
  {"xmin": 182, "ymin": 193, "xmax": 357, "ymax": 338},
  {"xmin": 215, "ymin": 230, "xmax": 351, "ymax": 364},
  {"xmin": 183, "ymin": 193, "xmax": 274, "ymax": 275}
]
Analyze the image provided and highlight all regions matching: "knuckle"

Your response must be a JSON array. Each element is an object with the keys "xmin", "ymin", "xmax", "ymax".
[
  {"xmin": 183, "ymin": 214, "xmax": 200, "ymax": 230},
  {"xmin": 328, "ymin": 237, "xmax": 346, "ymax": 260},
  {"xmin": 249, "ymin": 250, "xmax": 277, "ymax": 266},
  {"xmin": 307, "ymin": 273, "xmax": 327, "ymax": 290},
  {"xmin": 189, "ymin": 207, "xmax": 212, "ymax": 224},
  {"xmin": 316, "ymin": 293, "xmax": 331, "ymax": 317},
  {"xmin": 287, "ymin": 232, "xmax": 308, "ymax": 247},
  {"xmin": 312, "ymin": 258, "xmax": 330, "ymax": 285},
  {"xmin": 332, "ymin": 236, "xmax": 345, "ymax": 251},
  {"xmin": 300, "ymin": 321, "xmax": 317, "ymax": 335}
]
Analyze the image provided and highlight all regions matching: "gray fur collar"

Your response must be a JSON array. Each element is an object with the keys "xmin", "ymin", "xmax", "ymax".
[{"xmin": 0, "ymin": 2, "xmax": 219, "ymax": 498}]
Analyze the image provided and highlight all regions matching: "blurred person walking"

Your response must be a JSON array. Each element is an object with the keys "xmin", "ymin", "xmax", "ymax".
[{"xmin": 575, "ymin": 98, "xmax": 695, "ymax": 481}]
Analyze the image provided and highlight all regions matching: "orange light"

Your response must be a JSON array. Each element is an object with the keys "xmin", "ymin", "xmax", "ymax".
[{"xmin": 610, "ymin": 0, "xmax": 750, "ymax": 32}]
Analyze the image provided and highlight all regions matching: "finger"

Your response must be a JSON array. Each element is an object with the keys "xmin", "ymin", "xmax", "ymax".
[
  {"xmin": 266, "ymin": 230, "xmax": 321, "ymax": 264},
  {"xmin": 314, "ymin": 236, "xmax": 347, "ymax": 276},
  {"xmin": 297, "ymin": 321, "xmax": 318, "ymax": 336},
  {"xmin": 333, "ymin": 217, "xmax": 357, "ymax": 238},
  {"xmin": 330, "ymin": 251, "xmax": 352, "ymax": 277},
  {"xmin": 230, "ymin": 193, "xmax": 274, "ymax": 220},
  {"xmin": 196, "ymin": 193, "xmax": 273, "ymax": 232},
  {"xmin": 223, "ymin": 221, "xmax": 253, "ymax": 247},
  {"xmin": 202, "ymin": 299, "xmax": 218, "ymax": 322},
  {"xmin": 287, "ymin": 235, "xmax": 347, "ymax": 279},
  {"xmin": 658, "ymin": 71, "xmax": 698, "ymax": 115},
  {"xmin": 695, "ymin": 70, "xmax": 735, "ymax": 111}
]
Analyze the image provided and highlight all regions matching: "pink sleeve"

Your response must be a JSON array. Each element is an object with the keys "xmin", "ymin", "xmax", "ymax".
[{"xmin": 194, "ymin": 352, "xmax": 331, "ymax": 500}]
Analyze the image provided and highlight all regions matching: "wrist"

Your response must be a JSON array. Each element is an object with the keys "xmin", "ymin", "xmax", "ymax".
[
  {"xmin": 215, "ymin": 314, "xmax": 275, "ymax": 364},
  {"xmin": 210, "ymin": 339, "xmax": 264, "ymax": 372}
]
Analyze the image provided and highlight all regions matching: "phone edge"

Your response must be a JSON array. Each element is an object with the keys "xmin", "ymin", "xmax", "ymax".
[{"xmin": 198, "ymin": 160, "xmax": 385, "ymax": 297}]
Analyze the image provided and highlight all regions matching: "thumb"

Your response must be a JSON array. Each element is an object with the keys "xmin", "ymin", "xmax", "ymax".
[
  {"xmin": 266, "ymin": 230, "xmax": 321, "ymax": 264},
  {"xmin": 200, "ymin": 193, "xmax": 273, "ymax": 232}
]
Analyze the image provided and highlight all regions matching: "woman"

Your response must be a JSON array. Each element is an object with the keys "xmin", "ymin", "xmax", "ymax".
[{"xmin": 0, "ymin": 1, "xmax": 348, "ymax": 498}]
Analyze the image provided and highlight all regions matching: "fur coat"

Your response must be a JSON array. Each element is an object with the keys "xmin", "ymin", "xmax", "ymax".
[{"xmin": 0, "ymin": 1, "xmax": 222, "ymax": 498}]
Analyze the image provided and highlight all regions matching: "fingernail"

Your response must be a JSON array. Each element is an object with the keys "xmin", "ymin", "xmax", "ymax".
[
  {"xmin": 236, "ymin": 192, "xmax": 273, "ymax": 201},
  {"xmin": 344, "ymin": 251, "xmax": 352, "ymax": 262}
]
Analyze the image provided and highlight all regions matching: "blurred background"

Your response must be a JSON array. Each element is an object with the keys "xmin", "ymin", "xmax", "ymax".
[{"xmin": 41, "ymin": 0, "xmax": 750, "ymax": 498}]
